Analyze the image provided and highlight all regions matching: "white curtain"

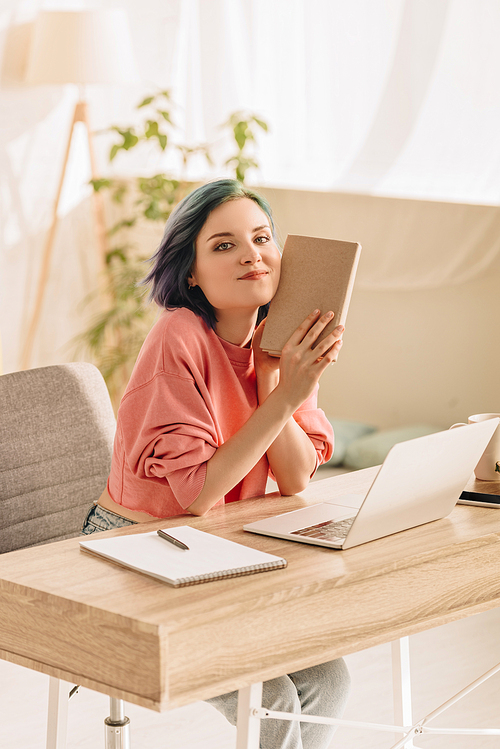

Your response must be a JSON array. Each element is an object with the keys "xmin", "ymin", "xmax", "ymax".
[
  {"xmin": 2, "ymin": 0, "xmax": 500, "ymax": 372},
  {"xmin": 166, "ymin": 0, "xmax": 500, "ymax": 205},
  {"xmin": 155, "ymin": 0, "xmax": 500, "ymax": 292}
]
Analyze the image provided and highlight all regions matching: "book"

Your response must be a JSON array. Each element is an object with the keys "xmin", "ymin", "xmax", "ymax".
[
  {"xmin": 80, "ymin": 526, "xmax": 287, "ymax": 587},
  {"xmin": 260, "ymin": 235, "xmax": 362, "ymax": 356}
]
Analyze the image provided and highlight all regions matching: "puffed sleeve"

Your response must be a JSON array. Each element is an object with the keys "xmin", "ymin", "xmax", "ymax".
[{"xmin": 118, "ymin": 371, "xmax": 221, "ymax": 509}]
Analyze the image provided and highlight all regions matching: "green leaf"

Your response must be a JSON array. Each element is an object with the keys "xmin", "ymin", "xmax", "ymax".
[
  {"xmin": 145, "ymin": 120, "xmax": 159, "ymax": 138},
  {"xmin": 137, "ymin": 95, "xmax": 155, "ymax": 108},
  {"xmin": 109, "ymin": 144, "xmax": 120, "ymax": 161},
  {"xmin": 144, "ymin": 201, "xmax": 162, "ymax": 220},
  {"xmin": 122, "ymin": 131, "xmax": 139, "ymax": 149},
  {"xmin": 159, "ymin": 110, "xmax": 173, "ymax": 123},
  {"xmin": 105, "ymin": 247, "xmax": 128, "ymax": 265},
  {"xmin": 158, "ymin": 133, "xmax": 167, "ymax": 150},
  {"xmin": 90, "ymin": 178, "xmax": 112, "ymax": 192},
  {"xmin": 253, "ymin": 117, "xmax": 268, "ymax": 132},
  {"xmin": 225, "ymin": 154, "xmax": 258, "ymax": 183},
  {"xmin": 234, "ymin": 122, "xmax": 248, "ymax": 150}
]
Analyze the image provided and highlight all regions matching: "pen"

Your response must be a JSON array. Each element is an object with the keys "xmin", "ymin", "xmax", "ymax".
[{"xmin": 157, "ymin": 529, "xmax": 190, "ymax": 550}]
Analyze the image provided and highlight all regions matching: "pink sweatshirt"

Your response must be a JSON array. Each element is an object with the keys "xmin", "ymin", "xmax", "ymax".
[{"xmin": 108, "ymin": 308, "xmax": 334, "ymax": 517}]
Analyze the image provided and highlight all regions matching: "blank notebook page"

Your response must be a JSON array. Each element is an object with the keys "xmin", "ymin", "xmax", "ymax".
[{"xmin": 80, "ymin": 526, "xmax": 287, "ymax": 586}]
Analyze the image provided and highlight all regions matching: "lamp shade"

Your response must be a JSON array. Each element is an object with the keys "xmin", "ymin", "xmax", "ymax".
[{"xmin": 25, "ymin": 9, "xmax": 140, "ymax": 85}]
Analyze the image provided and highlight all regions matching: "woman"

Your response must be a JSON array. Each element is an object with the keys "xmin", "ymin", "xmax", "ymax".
[{"xmin": 82, "ymin": 179, "xmax": 350, "ymax": 748}]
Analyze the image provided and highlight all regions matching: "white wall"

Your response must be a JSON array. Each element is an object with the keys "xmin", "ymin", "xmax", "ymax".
[{"xmin": 259, "ymin": 187, "xmax": 500, "ymax": 429}]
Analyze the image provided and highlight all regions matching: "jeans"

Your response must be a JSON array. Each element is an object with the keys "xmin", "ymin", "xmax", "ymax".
[
  {"xmin": 81, "ymin": 502, "xmax": 138, "ymax": 534},
  {"xmin": 80, "ymin": 504, "xmax": 351, "ymax": 748}
]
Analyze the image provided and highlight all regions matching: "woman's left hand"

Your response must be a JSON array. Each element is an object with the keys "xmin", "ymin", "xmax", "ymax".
[
  {"xmin": 252, "ymin": 319, "xmax": 280, "ymax": 376},
  {"xmin": 252, "ymin": 320, "xmax": 281, "ymax": 402}
]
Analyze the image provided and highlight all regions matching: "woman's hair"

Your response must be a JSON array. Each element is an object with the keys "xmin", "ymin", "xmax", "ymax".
[{"xmin": 144, "ymin": 179, "xmax": 277, "ymax": 330}]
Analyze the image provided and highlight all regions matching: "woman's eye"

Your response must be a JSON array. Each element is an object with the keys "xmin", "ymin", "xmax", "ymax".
[
  {"xmin": 255, "ymin": 235, "xmax": 271, "ymax": 244},
  {"xmin": 215, "ymin": 242, "xmax": 233, "ymax": 251}
]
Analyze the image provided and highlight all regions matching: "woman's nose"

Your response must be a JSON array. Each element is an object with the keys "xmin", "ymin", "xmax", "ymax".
[{"xmin": 241, "ymin": 241, "xmax": 262, "ymax": 264}]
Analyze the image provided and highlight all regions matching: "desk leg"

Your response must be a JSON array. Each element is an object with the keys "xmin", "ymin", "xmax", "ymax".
[
  {"xmin": 46, "ymin": 677, "xmax": 69, "ymax": 749},
  {"xmin": 236, "ymin": 682, "xmax": 263, "ymax": 749},
  {"xmin": 392, "ymin": 638, "xmax": 413, "ymax": 747}
]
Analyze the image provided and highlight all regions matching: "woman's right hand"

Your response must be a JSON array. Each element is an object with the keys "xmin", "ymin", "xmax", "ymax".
[{"xmin": 276, "ymin": 309, "xmax": 344, "ymax": 410}]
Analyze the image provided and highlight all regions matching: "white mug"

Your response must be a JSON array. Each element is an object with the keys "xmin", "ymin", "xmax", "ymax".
[{"xmin": 450, "ymin": 413, "xmax": 500, "ymax": 481}]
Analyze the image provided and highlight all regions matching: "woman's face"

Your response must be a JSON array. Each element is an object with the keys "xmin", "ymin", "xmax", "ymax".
[{"xmin": 189, "ymin": 197, "xmax": 281, "ymax": 319}]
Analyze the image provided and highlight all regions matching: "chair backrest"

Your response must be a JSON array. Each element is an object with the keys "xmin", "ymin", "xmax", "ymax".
[{"xmin": 0, "ymin": 362, "xmax": 116, "ymax": 554}]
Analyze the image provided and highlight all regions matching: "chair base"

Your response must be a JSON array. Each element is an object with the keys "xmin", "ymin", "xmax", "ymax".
[
  {"xmin": 105, "ymin": 699, "xmax": 131, "ymax": 749},
  {"xmin": 104, "ymin": 718, "xmax": 131, "ymax": 749}
]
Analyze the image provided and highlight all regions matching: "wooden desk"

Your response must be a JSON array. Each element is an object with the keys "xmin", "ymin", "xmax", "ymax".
[{"xmin": 1, "ymin": 469, "xmax": 500, "ymax": 717}]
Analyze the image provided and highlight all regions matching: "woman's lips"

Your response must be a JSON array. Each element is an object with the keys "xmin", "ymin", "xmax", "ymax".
[{"xmin": 238, "ymin": 271, "xmax": 269, "ymax": 280}]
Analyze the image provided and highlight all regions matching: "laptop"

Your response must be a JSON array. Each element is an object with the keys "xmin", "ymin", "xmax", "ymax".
[{"xmin": 244, "ymin": 419, "xmax": 499, "ymax": 550}]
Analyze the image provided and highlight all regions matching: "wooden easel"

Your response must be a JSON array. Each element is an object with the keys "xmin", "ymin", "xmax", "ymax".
[{"xmin": 20, "ymin": 99, "xmax": 107, "ymax": 370}]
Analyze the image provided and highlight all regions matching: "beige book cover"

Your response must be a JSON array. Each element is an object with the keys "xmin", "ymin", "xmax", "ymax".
[{"xmin": 260, "ymin": 235, "xmax": 362, "ymax": 356}]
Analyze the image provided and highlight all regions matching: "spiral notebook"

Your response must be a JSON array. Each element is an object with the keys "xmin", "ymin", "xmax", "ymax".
[{"xmin": 80, "ymin": 526, "xmax": 287, "ymax": 587}]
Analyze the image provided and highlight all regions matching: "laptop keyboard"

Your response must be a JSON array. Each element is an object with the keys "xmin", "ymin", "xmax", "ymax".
[{"xmin": 291, "ymin": 516, "xmax": 356, "ymax": 542}]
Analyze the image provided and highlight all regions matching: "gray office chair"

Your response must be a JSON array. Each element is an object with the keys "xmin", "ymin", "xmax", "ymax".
[
  {"xmin": 0, "ymin": 362, "xmax": 130, "ymax": 748},
  {"xmin": 0, "ymin": 362, "xmax": 115, "ymax": 553}
]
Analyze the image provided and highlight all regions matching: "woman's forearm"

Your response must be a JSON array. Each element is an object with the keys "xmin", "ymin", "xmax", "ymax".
[
  {"xmin": 256, "ymin": 369, "xmax": 317, "ymax": 495},
  {"xmin": 265, "ymin": 418, "xmax": 317, "ymax": 495},
  {"xmin": 187, "ymin": 387, "xmax": 295, "ymax": 515}
]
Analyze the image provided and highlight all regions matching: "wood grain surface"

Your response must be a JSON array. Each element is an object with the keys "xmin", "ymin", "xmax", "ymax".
[{"xmin": 1, "ymin": 468, "xmax": 499, "ymax": 711}]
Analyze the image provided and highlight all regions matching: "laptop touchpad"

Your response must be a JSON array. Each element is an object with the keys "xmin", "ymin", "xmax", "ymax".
[{"xmin": 254, "ymin": 503, "xmax": 355, "ymax": 534}]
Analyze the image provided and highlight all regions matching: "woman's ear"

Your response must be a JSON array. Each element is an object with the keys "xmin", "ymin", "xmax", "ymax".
[{"xmin": 187, "ymin": 273, "xmax": 197, "ymax": 289}]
